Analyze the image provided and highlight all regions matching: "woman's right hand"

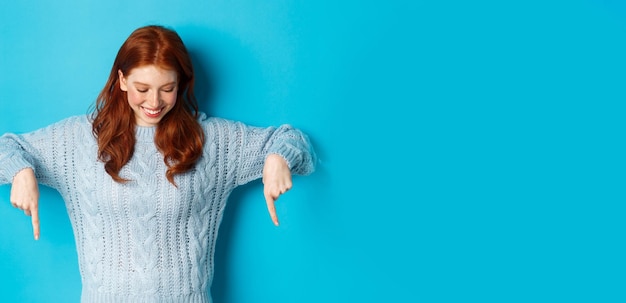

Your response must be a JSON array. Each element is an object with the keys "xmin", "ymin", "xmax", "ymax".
[{"xmin": 10, "ymin": 168, "xmax": 40, "ymax": 240}]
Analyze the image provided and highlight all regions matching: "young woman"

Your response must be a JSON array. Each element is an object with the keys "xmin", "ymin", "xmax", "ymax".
[{"xmin": 0, "ymin": 25, "xmax": 316, "ymax": 302}]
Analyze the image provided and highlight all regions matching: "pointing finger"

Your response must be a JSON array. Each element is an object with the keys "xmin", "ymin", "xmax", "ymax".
[
  {"xmin": 31, "ymin": 207, "xmax": 40, "ymax": 241},
  {"xmin": 264, "ymin": 192, "xmax": 280, "ymax": 226}
]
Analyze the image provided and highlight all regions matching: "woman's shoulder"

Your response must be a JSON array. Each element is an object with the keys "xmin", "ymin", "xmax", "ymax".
[
  {"xmin": 52, "ymin": 114, "xmax": 93, "ymax": 129},
  {"xmin": 37, "ymin": 114, "xmax": 93, "ymax": 137},
  {"xmin": 197, "ymin": 112, "xmax": 242, "ymax": 128},
  {"xmin": 66, "ymin": 114, "xmax": 92, "ymax": 124}
]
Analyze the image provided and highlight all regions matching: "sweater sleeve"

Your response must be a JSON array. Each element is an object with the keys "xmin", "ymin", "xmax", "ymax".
[
  {"xmin": 0, "ymin": 116, "xmax": 84, "ymax": 188},
  {"xmin": 234, "ymin": 121, "xmax": 317, "ymax": 186},
  {"xmin": 0, "ymin": 133, "xmax": 37, "ymax": 185}
]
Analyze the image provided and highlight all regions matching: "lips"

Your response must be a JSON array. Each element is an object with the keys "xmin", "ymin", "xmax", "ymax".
[{"xmin": 142, "ymin": 106, "xmax": 163, "ymax": 118}]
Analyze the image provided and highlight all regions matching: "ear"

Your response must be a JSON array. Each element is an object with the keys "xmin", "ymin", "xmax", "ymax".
[{"xmin": 118, "ymin": 69, "xmax": 128, "ymax": 91}]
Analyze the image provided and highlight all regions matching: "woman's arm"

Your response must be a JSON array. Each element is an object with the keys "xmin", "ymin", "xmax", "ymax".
[
  {"xmin": 0, "ymin": 133, "xmax": 45, "ymax": 240},
  {"xmin": 236, "ymin": 122, "xmax": 317, "ymax": 185},
  {"xmin": 235, "ymin": 122, "xmax": 317, "ymax": 225},
  {"xmin": 0, "ymin": 116, "xmax": 86, "ymax": 187},
  {"xmin": 0, "ymin": 116, "xmax": 86, "ymax": 239},
  {"xmin": 201, "ymin": 117, "xmax": 317, "ymax": 224}
]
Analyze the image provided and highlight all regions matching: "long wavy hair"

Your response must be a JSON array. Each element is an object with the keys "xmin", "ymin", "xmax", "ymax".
[{"xmin": 91, "ymin": 25, "xmax": 205, "ymax": 185}]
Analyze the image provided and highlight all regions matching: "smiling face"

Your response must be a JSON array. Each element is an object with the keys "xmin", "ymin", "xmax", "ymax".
[{"xmin": 119, "ymin": 65, "xmax": 179, "ymax": 127}]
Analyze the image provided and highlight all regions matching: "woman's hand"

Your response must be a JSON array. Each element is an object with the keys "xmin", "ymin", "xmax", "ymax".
[
  {"xmin": 262, "ymin": 154, "xmax": 292, "ymax": 226},
  {"xmin": 10, "ymin": 168, "xmax": 40, "ymax": 240}
]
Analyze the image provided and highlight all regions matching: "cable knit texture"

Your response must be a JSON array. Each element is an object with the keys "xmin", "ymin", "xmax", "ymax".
[{"xmin": 0, "ymin": 114, "xmax": 316, "ymax": 303}]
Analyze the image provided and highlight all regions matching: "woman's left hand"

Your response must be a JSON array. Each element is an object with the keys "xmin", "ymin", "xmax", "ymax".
[{"xmin": 262, "ymin": 154, "xmax": 292, "ymax": 226}]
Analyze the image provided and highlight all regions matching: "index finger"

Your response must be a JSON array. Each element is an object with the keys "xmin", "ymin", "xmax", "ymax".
[
  {"xmin": 264, "ymin": 193, "xmax": 280, "ymax": 226},
  {"xmin": 31, "ymin": 207, "xmax": 40, "ymax": 240}
]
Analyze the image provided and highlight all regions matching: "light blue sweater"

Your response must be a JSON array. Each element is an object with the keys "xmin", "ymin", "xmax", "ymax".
[{"xmin": 0, "ymin": 114, "xmax": 316, "ymax": 302}]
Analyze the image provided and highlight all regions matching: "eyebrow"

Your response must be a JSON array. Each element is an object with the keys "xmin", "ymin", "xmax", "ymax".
[{"xmin": 133, "ymin": 81, "xmax": 177, "ymax": 87}]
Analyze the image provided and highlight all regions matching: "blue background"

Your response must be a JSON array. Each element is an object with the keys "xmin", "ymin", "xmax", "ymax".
[{"xmin": 1, "ymin": 0, "xmax": 625, "ymax": 302}]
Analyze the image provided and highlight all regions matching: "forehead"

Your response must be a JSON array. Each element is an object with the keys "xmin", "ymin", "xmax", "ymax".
[{"xmin": 126, "ymin": 65, "xmax": 178, "ymax": 83}]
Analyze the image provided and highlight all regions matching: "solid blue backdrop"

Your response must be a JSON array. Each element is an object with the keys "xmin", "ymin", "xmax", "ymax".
[{"xmin": 1, "ymin": 0, "xmax": 625, "ymax": 302}]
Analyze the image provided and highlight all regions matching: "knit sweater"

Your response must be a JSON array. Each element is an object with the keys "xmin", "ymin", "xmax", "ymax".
[{"xmin": 0, "ymin": 114, "xmax": 316, "ymax": 303}]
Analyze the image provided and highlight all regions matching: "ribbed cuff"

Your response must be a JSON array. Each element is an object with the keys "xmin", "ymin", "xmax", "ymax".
[
  {"xmin": 2, "ymin": 155, "xmax": 33, "ymax": 183},
  {"xmin": 268, "ymin": 144, "xmax": 301, "ymax": 170}
]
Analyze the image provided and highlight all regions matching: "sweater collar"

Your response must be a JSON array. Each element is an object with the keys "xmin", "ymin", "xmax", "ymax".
[{"xmin": 135, "ymin": 126, "xmax": 156, "ymax": 143}]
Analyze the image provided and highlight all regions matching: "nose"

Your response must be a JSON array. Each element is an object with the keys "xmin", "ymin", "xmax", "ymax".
[{"xmin": 146, "ymin": 90, "xmax": 161, "ymax": 108}]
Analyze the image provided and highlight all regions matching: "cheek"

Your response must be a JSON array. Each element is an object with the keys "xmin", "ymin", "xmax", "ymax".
[
  {"xmin": 127, "ymin": 91, "xmax": 142, "ymax": 105},
  {"xmin": 165, "ymin": 93, "xmax": 178, "ymax": 106}
]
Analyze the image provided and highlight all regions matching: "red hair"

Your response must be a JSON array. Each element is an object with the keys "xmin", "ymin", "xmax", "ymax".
[{"xmin": 92, "ymin": 25, "xmax": 205, "ymax": 185}]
